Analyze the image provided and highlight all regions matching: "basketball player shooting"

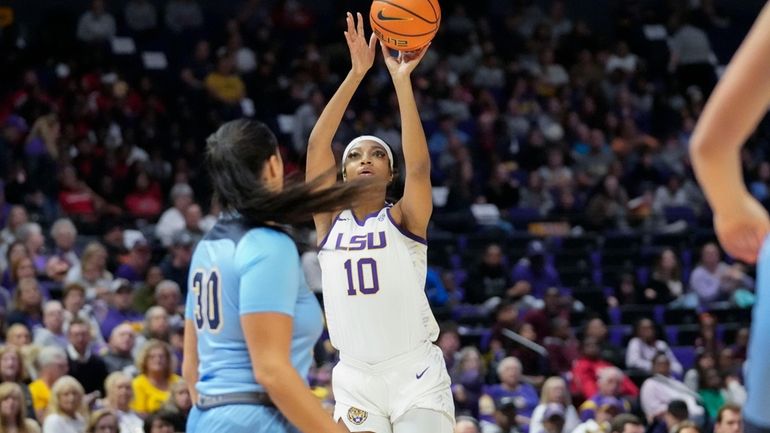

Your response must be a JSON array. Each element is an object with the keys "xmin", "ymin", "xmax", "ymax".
[{"xmin": 305, "ymin": 10, "xmax": 454, "ymax": 433}]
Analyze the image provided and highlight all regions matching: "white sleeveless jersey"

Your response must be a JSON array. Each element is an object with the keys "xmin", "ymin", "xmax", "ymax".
[{"xmin": 317, "ymin": 206, "xmax": 440, "ymax": 363}]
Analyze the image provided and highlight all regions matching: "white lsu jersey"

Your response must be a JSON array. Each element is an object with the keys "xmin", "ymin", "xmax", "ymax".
[{"xmin": 317, "ymin": 206, "xmax": 440, "ymax": 364}]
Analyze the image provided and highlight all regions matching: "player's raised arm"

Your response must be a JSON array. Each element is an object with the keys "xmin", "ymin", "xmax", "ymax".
[
  {"xmin": 307, "ymin": 12, "xmax": 376, "ymax": 241},
  {"xmin": 689, "ymin": 3, "xmax": 770, "ymax": 264},
  {"xmin": 383, "ymin": 43, "xmax": 433, "ymax": 238}
]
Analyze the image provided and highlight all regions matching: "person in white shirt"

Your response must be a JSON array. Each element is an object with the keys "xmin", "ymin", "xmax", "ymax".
[
  {"xmin": 626, "ymin": 318, "xmax": 683, "ymax": 376},
  {"xmin": 639, "ymin": 354, "xmax": 704, "ymax": 424},
  {"xmin": 76, "ymin": 0, "xmax": 116, "ymax": 43},
  {"xmin": 155, "ymin": 183, "xmax": 194, "ymax": 247},
  {"xmin": 42, "ymin": 376, "xmax": 87, "ymax": 433},
  {"xmin": 531, "ymin": 377, "xmax": 580, "ymax": 433}
]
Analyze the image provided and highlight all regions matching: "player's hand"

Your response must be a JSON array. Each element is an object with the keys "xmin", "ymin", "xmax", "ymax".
[
  {"xmin": 713, "ymin": 193, "xmax": 770, "ymax": 264},
  {"xmin": 380, "ymin": 42, "xmax": 430, "ymax": 80},
  {"xmin": 344, "ymin": 12, "xmax": 377, "ymax": 78}
]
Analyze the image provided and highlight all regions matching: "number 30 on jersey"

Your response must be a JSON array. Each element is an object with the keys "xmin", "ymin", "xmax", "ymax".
[{"xmin": 192, "ymin": 268, "xmax": 224, "ymax": 332}]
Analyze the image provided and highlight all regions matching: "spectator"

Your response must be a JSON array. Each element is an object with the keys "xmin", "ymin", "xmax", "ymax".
[
  {"xmin": 663, "ymin": 400, "xmax": 690, "ymax": 433},
  {"xmin": 542, "ymin": 317, "xmax": 579, "ymax": 374},
  {"xmin": 42, "ymin": 376, "xmax": 87, "ymax": 433},
  {"xmin": 158, "ymin": 380, "xmax": 190, "ymax": 431},
  {"xmin": 2, "ymin": 241, "xmax": 29, "ymax": 290},
  {"xmin": 0, "ymin": 382, "xmax": 40, "ymax": 433},
  {"xmin": 29, "ymin": 346, "xmax": 68, "ymax": 421},
  {"xmin": 437, "ymin": 322, "xmax": 461, "ymax": 372},
  {"xmin": 523, "ymin": 287, "xmax": 569, "ymax": 342},
  {"xmin": 0, "ymin": 346, "xmax": 35, "ymax": 421},
  {"xmin": 606, "ymin": 41, "xmax": 638, "ymax": 75},
  {"xmin": 100, "ymin": 372, "xmax": 143, "ymax": 433},
  {"xmin": 7, "ymin": 255, "xmax": 37, "ymax": 292},
  {"xmin": 645, "ymin": 249, "xmax": 690, "ymax": 306},
  {"xmin": 66, "ymin": 318, "xmax": 109, "ymax": 397},
  {"xmin": 482, "ymin": 163, "xmax": 520, "ymax": 216},
  {"xmin": 76, "ymin": 0, "xmax": 116, "ymax": 44},
  {"xmin": 626, "ymin": 318, "xmax": 683, "ymax": 376},
  {"xmin": 153, "ymin": 280, "xmax": 183, "ymax": 329},
  {"xmin": 684, "ymin": 351, "xmax": 718, "ymax": 393},
  {"xmin": 451, "ymin": 347, "xmax": 486, "ymax": 418},
  {"xmin": 425, "ymin": 266, "xmax": 450, "ymax": 308},
  {"xmin": 480, "ymin": 357, "xmax": 538, "ymax": 430},
  {"xmin": 123, "ymin": 0, "xmax": 158, "ymax": 33},
  {"xmin": 7, "ymin": 278, "xmax": 43, "ymax": 330},
  {"xmin": 204, "ymin": 54, "xmax": 246, "ymax": 106},
  {"xmin": 50, "ymin": 219, "xmax": 80, "ymax": 270},
  {"xmin": 668, "ymin": 16, "xmax": 717, "ymax": 95},
  {"xmin": 63, "ymin": 242, "xmax": 113, "ymax": 298},
  {"xmin": 714, "ymin": 404, "xmax": 743, "ymax": 433},
  {"xmin": 139, "ymin": 307, "xmax": 170, "ymax": 345},
  {"xmin": 164, "ymin": 0, "xmax": 203, "ymax": 33},
  {"xmin": 578, "ymin": 367, "xmax": 634, "ymax": 421},
  {"xmin": 689, "ymin": 243, "xmax": 754, "ymax": 305},
  {"xmin": 6, "ymin": 323, "xmax": 32, "ymax": 350},
  {"xmin": 158, "ymin": 232, "xmax": 193, "ymax": 294},
  {"xmin": 33, "ymin": 301, "xmax": 67, "ymax": 350},
  {"xmin": 181, "ymin": 203, "xmax": 205, "ymax": 241},
  {"xmin": 16, "ymin": 223, "xmax": 46, "ymax": 275},
  {"xmin": 696, "ymin": 368, "xmax": 746, "ymax": 419},
  {"xmin": 99, "ymin": 279, "xmax": 143, "ymax": 341},
  {"xmin": 102, "ymin": 324, "xmax": 137, "ymax": 375},
  {"xmin": 571, "ymin": 399, "xmax": 622, "ymax": 433},
  {"xmin": 583, "ymin": 317, "xmax": 624, "ymax": 367},
  {"xmin": 537, "ymin": 404, "xmax": 567, "ymax": 433},
  {"xmin": 675, "ymin": 421, "xmax": 702, "ymax": 433},
  {"xmin": 142, "ymin": 411, "xmax": 177, "ymax": 433},
  {"xmin": 0, "ymin": 206, "xmax": 28, "ymax": 250},
  {"xmin": 639, "ymin": 353, "xmax": 704, "ymax": 424},
  {"xmin": 585, "ymin": 175, "xmax": 630, "ymax": 230},
  {"xmin": 154, "ymin": 183, "xmax": 193, "ymax": 247},
  {"xmin": 85, "ymin": 410, "xmax": 119, "ymax": 433},
  {"xmin": 115, "ymin": 233, "xmax": 151, "ymax": 284},
  {"xmin": 61, "ymin": 284, "xmax": 105, "ymax": 349},
  {"xmin": 512, "ymin": 241, "xmax": 561, "ymax": 298},
  {"xmin": 123, "ymin": 171, "xmax": 163, "ymax": 220},
  {"xmin": 530, "ymin": 377, "xmax": 579, "ymax": 433},
  {"xmin": 131, "ymin": 340, "xmax": 181, "ymax": 416},
  {"xmin": 610, "ymin": 414, "xmax": 645, "ymax": 433},
  {"xmin": 465, "ymin": 244, "xmax": 514, "ymax": 305}
]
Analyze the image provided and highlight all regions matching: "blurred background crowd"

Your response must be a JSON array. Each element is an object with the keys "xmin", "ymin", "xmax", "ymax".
[{"xmin": 0, "ymin": 0, "xmax": 767, "ymax": 432}]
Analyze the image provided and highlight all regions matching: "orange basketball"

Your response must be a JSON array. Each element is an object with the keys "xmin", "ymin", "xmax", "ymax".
[{"xmin": 370, "ymin": 0, "xmax": 441, "ymax": 51}]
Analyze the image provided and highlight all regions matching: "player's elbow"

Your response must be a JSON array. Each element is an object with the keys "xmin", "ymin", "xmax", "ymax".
[{"xmin": 252, "ymin": 361, "xmax": 289, "ymax": 391}]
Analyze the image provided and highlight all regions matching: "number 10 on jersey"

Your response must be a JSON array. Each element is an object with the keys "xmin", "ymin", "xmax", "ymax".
[{"xmin": 344, "ymin": 258, "xmax": 380, "ymax": 295}]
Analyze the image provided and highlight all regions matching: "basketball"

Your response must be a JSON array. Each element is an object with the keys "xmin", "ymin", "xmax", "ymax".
[{"xmin": 370, "ymin": 0, "xmax": 441, "ymax": 51}]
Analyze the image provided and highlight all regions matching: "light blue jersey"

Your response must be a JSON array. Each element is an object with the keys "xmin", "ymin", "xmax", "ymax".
[
  {"xmin": 185, "ymin": 216, "xmax": 323, "ymax": 397},
  {"xmin": 745, "ymin": 236, "xmax": 770, "ymax": 433}
]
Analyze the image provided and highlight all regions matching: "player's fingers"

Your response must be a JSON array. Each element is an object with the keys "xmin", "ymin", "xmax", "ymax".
[
  {"xmin": 380, "ymin": 39, "xmax": 391, "ymax": 59},
  {"xmin": 369, "ymin": 33, "xmax": 377, "ymax": 52},
  {"xmin": 357, "ymin": 12, "xmax": 365, "ymax": 36},
  {"xmin": 346, "ymin": 12, "xmax": 354, "ymax": 33}
]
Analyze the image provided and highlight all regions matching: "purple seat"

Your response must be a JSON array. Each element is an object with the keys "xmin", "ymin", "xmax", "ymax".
[{"xmin": 671, "ymin": 346, "xmax": 696, "ymax": 371}]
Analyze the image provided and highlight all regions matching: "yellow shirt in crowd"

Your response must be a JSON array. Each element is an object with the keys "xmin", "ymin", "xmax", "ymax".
[
  {"xmin": 28, "ymin": 379, "xmax": 51, "ymax": 411},
  {"xmin": 204, "ymin": 72, "xmax": 245, "ymax": 104},
  {"xmin": 130, "ymin": 374, "xmax": 181, "ymax": 414}
]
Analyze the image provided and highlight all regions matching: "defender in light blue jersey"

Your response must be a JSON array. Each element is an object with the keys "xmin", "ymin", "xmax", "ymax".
[
  {"xmin": 690, "ymin": 4, "xmax": 770, "ymax": 433},
  {"xmin": 182, "ymin": 119, "xmax": 374, "ymax": 433}
]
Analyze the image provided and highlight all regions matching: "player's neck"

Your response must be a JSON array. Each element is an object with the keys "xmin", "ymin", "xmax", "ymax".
[{"xmin": 352, "ymin": 198, "xmax": 386, "ymax": 221}]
